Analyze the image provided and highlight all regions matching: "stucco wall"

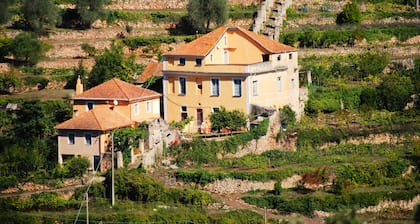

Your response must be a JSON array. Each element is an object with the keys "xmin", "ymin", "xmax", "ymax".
[
  {"xmin": 164, "ymin": 74, "xmax": 247, "ymax": 126},
  {"xmin": 57, "ymin": 130, "xmax": 106, "ymax": 168}
]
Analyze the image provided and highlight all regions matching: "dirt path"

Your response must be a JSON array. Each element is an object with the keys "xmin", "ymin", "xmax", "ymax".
[{"xmin": 210, "ymin": 193, "xmax": 325, "ymax": 224}]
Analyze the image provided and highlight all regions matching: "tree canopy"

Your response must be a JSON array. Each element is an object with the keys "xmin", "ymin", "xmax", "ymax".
[
  {"xmin": 87, "ymin": 42, "xmax": 137, "ymax": 88},
  {"xmin": 76, "ymin": 0, "xmax": 109, "ymax": 28},
  {"xmin": 8, "ymin": 32, "xmax": 49, "ymax": 66},
  {"xmin": 187, "ymin": 0, "xmax": 228, "ymax": 33},
  {"xmin": 0, "ymin": 0, "xmax": 17, "ymax": 25},
  {"xmin": 21, "ymin": 0, "xmax": 59, "ymax": 34},
  {"xmin": 377, "ymin": 75, "xmax": 414, "ymax": 111},
  {"xmin": 336, "ymin": 1, "xmax": 362, "ymax": 25}
]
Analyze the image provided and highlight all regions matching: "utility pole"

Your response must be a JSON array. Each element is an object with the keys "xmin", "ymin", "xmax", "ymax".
[
  {"xmin": 85, "ymin": 193, "xmax": 89, "ymax": 224},
  {"xmin": 111, "ymin": 131, "xmax": 115, "ymax": 207},
  {"xmin": 264, "ymin": 207, "xmax": 267, "ymax": 224}
]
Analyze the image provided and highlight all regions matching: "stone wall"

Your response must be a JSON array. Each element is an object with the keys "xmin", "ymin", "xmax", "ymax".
[{"xmin": 107, "ymin": 0, "xmax": 258, "ymax": 10}]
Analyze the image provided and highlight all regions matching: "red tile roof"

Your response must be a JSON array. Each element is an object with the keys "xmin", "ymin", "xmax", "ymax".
[
  {"xmin": 55, "ymin": 108, "xmax": 133, "ymax": 131},
  {"xmin": 136, "ymin": 61, "xmax": 163, "ymax": 83},
  {"xmin": 74, "ymin": 78, "xmax": 161, "ymax": 101},
  {"xmin": 164, "ymin": 26, "xmax": 296, "ymax": 57}
]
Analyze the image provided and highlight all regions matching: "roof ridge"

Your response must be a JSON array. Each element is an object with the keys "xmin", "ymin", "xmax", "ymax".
[
  {"xmin": 91, "ymin": 110, "xmax": 104, "ymax": 130},
  {"xmin": 113, "ymin": 79, "xmax": 130, "ymax": 99},
  {"xmin": 203, "ymin": 26, "xmax": 228, "ymax": 56}
]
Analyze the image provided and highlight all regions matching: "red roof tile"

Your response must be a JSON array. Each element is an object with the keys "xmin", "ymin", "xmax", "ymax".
[
  {"xmin": 55, "ymin": 108, "xmax": 133, "ymax": 131},
  {"xmin": 163, "ymin": 26, "xmax": 296, "ymax": 57},
  {"xmin": 136, "ymin": 61, "xmax": 163, "ymax": 83},
  {"xmin": 74, "ymin": 78, "xmax": 161, "ymax": 101}
]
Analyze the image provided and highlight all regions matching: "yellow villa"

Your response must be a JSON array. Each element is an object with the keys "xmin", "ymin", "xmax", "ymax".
[
  {"xmin": 55, "ymin": 78, "xmax": 161, "ymax": 171},
  {"xmin": 162, "ymin": 26, "xmax": 300, "ymax": 133}
]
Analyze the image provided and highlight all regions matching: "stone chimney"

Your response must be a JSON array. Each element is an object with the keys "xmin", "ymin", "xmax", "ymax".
[{"xmin": 75, "ymin": 76, "xmax": 83, "ymax": 96}]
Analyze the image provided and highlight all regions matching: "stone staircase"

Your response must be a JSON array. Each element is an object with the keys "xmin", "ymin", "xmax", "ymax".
[{"xmin": 253, "ymin": 0, "xmax": 292, "ymax": 41}]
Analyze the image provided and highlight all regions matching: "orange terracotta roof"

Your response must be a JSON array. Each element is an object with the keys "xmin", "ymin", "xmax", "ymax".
[
  {"xmin": 55, "ymin": 108, "xmax": 133, "ymax": 131},
  {"xmin": 236, "ymin": 27, "xmax": 296, "ymax": 53},
  {"xmin": 74, "ymin": 78, "xmax": 161, "ymax": 101},
  {"xmin": 163, "ymin": 26, "xmax": 296, "ymax": 57},
  {"xmin": 136, "ymin": 61, "xmax": 163, "ymax": 83},
  {"xmin": 164, "ymin": 26, "xmax": 227, "ymax": 56}
]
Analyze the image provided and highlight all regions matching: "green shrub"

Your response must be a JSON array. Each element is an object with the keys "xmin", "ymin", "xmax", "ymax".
[
  {"xmin": 360, "ymin": 87, "xmax": 379, "ymax": 109},
  {"xmin": 243, "ymin": 189, "xmax": 420, "ymax": 215},
  {"xmin": 273, "ymin": 181, "xmax": 283, "ymax": 195},
  {"xmin": 65, "ymin": 157, "xmax": 90, "ymax": 178},
  {"xmin": 336, "ymin": 1, "xmax": 362, "ymax": 24},
  {"xmin": 23, "ymin": 77, "xmax": 49, "ymax": 90},
  {"xmin": 0, "ymin": 175, "xmax": 18, "ymax": 190},
  {"xmin": 211, "ymin": 209, "xmax": 263, "ymax": 224}
]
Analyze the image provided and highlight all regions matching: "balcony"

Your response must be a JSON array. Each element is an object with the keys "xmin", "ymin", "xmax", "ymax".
[
  {"xmin": 246, "ymin": 61, "xmax": 288, "ymax": 74},
  {"xmin": 164, "ymin": 61, "xmax": 288, "ymax": 75}
]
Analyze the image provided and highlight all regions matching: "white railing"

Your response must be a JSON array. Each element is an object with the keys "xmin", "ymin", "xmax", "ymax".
[{"xmin": 246, "ymin": 61, "xmax": 287, "ymax": 74}]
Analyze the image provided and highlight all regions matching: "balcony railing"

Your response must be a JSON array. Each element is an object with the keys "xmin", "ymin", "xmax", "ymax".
[
  {"xmin": 165, "ymin": 61, "xmax": 288, "ymax": 74},
  {"xmin": 246, "ymin": 61, "xmax": 288, "ymax": 74}
]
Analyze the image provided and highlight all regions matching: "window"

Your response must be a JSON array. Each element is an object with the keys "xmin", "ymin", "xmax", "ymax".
[
  {"xmin": 262, "ymin": 54, "xmax": 269, "ymax": 62},
  {"xmin": 211, "ymin": 78, "xmax": 220, "ymax": 96},
  {"xmin": 277, "ymin": 55, "xmax": 281, "ymax": 61},
  {"xmin": 68, "ymin": 133, "xmax": 75, "ymax": 145},
  {"xmin": 86, "ymin": 102, "xmax": 94, "ymax": 111},
  {"xmin": 223, "ymin": 51, "xmax": 229, "ymax": 64},
  {"xmin": 181, "ymin": 106, "xmax": 188, "ymax": 120},
  {"xmin": 195, "ymin": 58, "xmax": 202, "ymax": 66},
  {"xmin": 146, "ymin": 101, "xmax": 151, "ymax": 113},
  {"xmin": 233, "ymin": 79, "xmax": 242, "ymax": 97},
  {"xmin": 212, "ymin": 107, "xmax": 220, "ymax": 113},
  {"xmin": 291, "ymin": 78, "xmax": 296, "ymax": 89},
  {"xmin": 134, "ymin": 103, "xmax": 139, "ymax": 115},
  {"xmin": 73, "ymin": 109, "xmax": 78, "ymax": 117},
  {"xmin": 196, "ymin": 79, "xmax": 202, "ymax": 95},
  {"xmin": 277, "ymin": 77, "xmax": 282, "ymax": 92},
  {"xmin": 252, "ymin": 80, "xmax": 258, "ymax": 96},
  {"xmin": 179, "ymin": 58, "xmax": 186, "ymax": 65},
  {"xmin": 179, "ymin": 77, "xmax": 186, "ymax": 95},
  {"xmin": 289, "ymin": 53, "xmax": 293, "ymax": 60},
  {"xmin": 210, "ymin": 54, "xmax": 213, "ymax": 62},
  {"xmin": 85, "ymin": 133, "xmax": 92, "ymax": 145}
]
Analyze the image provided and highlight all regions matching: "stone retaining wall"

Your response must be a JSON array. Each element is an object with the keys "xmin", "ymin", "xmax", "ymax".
[{"xmin": 107, "ymin": 0, "xmax": 258, "ymax": 10}]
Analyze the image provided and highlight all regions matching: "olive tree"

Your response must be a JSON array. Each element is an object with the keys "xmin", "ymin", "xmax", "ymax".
[
  {"xmin": 187, "ymin": 0, "xmax": 228, "ymax": 33},
  {"xmin": 21, "ymin": 0, "xmax": 59, "ymax": 34},
  {"xmin": 76, "ymin": 0, "xmax": 109, "ymax": 28},
  {"xmin": 8, "ymin": 32, "xmax": 49, "ymax": 66}
]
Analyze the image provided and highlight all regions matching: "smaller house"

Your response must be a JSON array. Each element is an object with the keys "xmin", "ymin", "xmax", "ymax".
[
  {"xmin": 55, "ymin": 78, "xmax": 162, "ymax": 171},
  {"xmin": 55, "ymin": 108, "xmax": 134, "ymax": 171}
]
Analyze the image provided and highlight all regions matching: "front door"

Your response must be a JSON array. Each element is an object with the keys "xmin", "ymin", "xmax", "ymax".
[
  {"xmin": 196, "ymin": 109, "xmax": 203, "ymax": 127},
  {"xmin": 94, "ymin": 155, "xmax": 101, "ymax": 172}
]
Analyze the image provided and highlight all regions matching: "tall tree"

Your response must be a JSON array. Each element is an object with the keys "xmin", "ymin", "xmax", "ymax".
[
  {"xmin": 8, "ymin": 32, "xmax": 49, "ymax": 66},
  {"xmin": 21, "ymin": 0, "xmax": 59, "ymax": 34},
  {"xmin": 87, "ymin": 42, "xmax": 137, "ymax": 88},
  {"xmin": 0, "ymin": 0, "xmax": 17, "ymax": 25},
  {"xmin": 187, "ymin": 0, "xmax": 228, "ymax": 33},
  {"xmin": 76, "ymin": 0, "xmax": 109, "ymax": 28}
]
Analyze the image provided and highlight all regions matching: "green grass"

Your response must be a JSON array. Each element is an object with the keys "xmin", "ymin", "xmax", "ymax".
[{"xmin": 0, "ymin": 89, "xmax": 73, "ymax": 101}]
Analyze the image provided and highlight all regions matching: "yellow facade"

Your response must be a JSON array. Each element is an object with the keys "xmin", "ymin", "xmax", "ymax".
[
  {"xmin": 163, "ymin": 27, "xmax": 299, "ymax": 133},
  {"xmin": 72, "ymin": 98, "xmax": 160, "ymax": 122}
]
